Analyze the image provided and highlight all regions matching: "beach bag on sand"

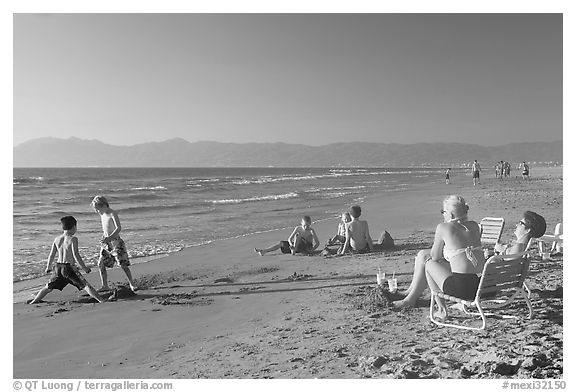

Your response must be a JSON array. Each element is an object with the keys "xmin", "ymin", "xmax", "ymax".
[{"xmin": 378, "ymin": 231, "xmax": 395, "ymax": 249}]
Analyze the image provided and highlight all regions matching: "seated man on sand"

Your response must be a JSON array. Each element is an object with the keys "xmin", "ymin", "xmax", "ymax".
[
  {"xmin": 255, "ymin": 215, "xmax": 320, "ymax": 256},
  {"xmin": 393, "ymin": 195, "xmax": 485, "ymax": 311},
  {"xmin": 339, "ymin": 205, "xmax": 374, "ymax": 255}
]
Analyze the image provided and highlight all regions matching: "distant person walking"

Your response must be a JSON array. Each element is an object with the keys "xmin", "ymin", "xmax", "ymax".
[
  {"xmin": 504, "ymin": 161, "xmax": 511, "ymax": 177},
  {"xmin": 472, "ymin": 160, "xmax": 481, "ymax": 186},
  {"xmin": 521, "ymin": 161, "xmax": 530, "ymax": 180},
  {"xmin": 445, "ymin": 168, "xmax": 451, "ymax": 185}
]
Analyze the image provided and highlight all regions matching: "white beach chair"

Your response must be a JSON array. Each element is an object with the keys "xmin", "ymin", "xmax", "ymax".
[
  {"xmin": 429, "ymin": 251, "xmax": 532, "ymax": 331},
  {"xmin": 536, "ymin": 222, "xmax": 563, "ymax": 255},
  {"xmin": 479, "ymin": 217, "xmax": 505, "ymax": 258},
  {"xmin": 479, "ymin": 217, "xmax": 505, "ymax": 247}
]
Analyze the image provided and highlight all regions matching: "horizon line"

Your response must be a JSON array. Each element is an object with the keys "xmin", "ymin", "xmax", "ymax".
[{"xmin": 13, "ymin": 136, "xmax": 563, "ymax": 149}]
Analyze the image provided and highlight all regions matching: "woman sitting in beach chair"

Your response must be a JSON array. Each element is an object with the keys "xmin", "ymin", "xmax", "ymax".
[
  {"xmin": 493, "ymin": 211, "xmax": 546, "ymax": 255},
  {"xmin": 393, "ymin": 195, "xmax": 485, "ymax": 311}
]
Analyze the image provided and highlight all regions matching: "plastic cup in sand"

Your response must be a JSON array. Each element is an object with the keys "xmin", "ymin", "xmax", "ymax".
[
  {"xmin": 542, "ymin": 252, "xmax": 551, "ymax": 261},
  {"xmin": 376, "ymin": 268, "xmax": 385, "ymax": 286},
  {"xmin": 388, "ymin": 272, "xmax": 398, "ymax": 293}
]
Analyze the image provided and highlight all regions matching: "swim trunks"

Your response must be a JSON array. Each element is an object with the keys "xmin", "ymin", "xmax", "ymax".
[
  {"xmin": 472, "ymin": 170, "xmax": 480, "ymax": 179},
  {"xmin": 442, "ymin": 273, "xmax": 480, "ymax": 300},
  {"xmin": 522, "ymin": 170, "xmax": 529, "ymax": 175},
  {"xmin": 100, "ymin": 236, "xmax": 130, "ymax": 268},
  {"xmin": 47, "ymin": 263, "xmax": 87, "ymax": 291},
  {"xmin": 446, "ymin": 174, "xmax": 450, "ymax": 180},
  {"xmin": 280, "ymin": 238, "xmax": 313, "ymax": 254}
]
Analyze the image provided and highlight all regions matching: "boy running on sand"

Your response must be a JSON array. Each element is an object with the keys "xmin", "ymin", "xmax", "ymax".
[
  {"xmin": 29, "ymin": 216, "xmax": 105, "ymax": 304},
  {"xmin": 91, "ymin": 196, "xmax": 138, "ymax": 292}
]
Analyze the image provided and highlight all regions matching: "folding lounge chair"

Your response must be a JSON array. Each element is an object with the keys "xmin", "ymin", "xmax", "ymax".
[
  {"xmin": 536, "ymin": 222, "xmax": 563, "ymax": 255},
  {"xmin": 479, "ymin": 217, "xmax": 505, "ymax": 248},
  {"xmin": 429, "ymin": 251, "xmax": 532, "ymax": 331}
]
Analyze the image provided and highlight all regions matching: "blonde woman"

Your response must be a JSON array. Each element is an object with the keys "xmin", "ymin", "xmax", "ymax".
[{"xmin": 393, "ymin": 195, "xmax": 484, "ymax": 317}]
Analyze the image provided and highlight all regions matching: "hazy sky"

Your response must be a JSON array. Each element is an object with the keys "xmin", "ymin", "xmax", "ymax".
[{"xmin": 13, "ymin": 13, "xmax": 562, "ymax": 146}]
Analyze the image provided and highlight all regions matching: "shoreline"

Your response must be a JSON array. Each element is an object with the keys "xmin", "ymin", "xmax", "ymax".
[{"xmin": 13, "ymin": 166, "xmax": 563, "ymax": 378}]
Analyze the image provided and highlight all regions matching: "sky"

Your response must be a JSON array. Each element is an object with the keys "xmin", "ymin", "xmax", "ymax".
[{"xmin": 13, "ymin": 13, "xmax": 563, "ymax": 147}]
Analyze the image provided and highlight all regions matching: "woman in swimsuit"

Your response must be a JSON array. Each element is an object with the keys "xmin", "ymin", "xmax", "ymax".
[
  {"xmin": 494, "ymin": 211, "xmax": 546, "ymax": 255},
  {"xmin": 393, "ymin": 195, "xmax": 484, "ymax": 317}
]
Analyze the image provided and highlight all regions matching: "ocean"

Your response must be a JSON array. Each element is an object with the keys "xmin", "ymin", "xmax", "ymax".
[{"xmin": 13, "ymin": 167, "xmax": 445, "ymax": 282}]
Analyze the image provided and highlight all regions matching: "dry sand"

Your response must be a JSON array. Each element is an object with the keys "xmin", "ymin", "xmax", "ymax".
[{"xmin": 13, "ymin": 167, "xmax": 563, "ymax": 379}]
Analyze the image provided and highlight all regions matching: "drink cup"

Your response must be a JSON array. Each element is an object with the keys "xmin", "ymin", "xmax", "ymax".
[
  {"xmin": 388, "ymin": 278, "xmax": 398, "ymax": 293},
  {"xmin": 376, "ymin": 272, "xmax": 385, "ymax": 286},
  {"xmin": 542, "ymin": 252, "xmax": 550, "ymax": 261}
]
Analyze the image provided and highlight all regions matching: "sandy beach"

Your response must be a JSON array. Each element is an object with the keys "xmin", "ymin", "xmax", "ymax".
[{"xmin": 13, "ymin": 167, "xmax": 563, "ymax": 379}]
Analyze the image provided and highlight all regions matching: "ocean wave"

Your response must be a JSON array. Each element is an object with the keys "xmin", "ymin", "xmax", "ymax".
[
  {"xmin": 306, "ymin": 185, "xmax": 367, "ymax": 192},
  {"xmin": 130, "ymin": 186, "xmax": 167, "ymax": 191},
  {"xmin": 323, "ymin": 191, "xmax": 353, "ymax": 198},
  {"xmin": 229, "ymin": 170, "xmax": 390, "ymax": 185},
  {"xmin": 120, "ymin": 204, "xmax": 200, "ymax": 214},
  {"xmin": 211, "ymin": 192, "xmax": 299, "ymax": 205},
  {"xmin": 13, "ymin": 176, "xmax": 48, "ymax": 185}
]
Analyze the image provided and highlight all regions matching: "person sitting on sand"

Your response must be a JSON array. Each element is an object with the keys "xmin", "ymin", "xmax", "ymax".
[
  {"xmin": 29, "ymin": 216, "xmax": 106, "ymax": 304},
  {"xmin": 393, "ymin": 195, "xmax": 484, "ymax": 312},
  {"xmin": 339, "ymin": 205, "xmax": 374, "ymax": 255},
  {"xmin": 255, "ymin": 215, "xmax": 320, "ymax": 256},
  {"xmin": 327, "ymin": 212, "xmax": 351, "ymax": 246},
  {"xmin": 494, "ymin": 211, "xmax": 546, "ymax": 255}
]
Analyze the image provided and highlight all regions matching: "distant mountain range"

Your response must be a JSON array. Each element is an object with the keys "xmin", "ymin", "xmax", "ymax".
[{"xmin": 13, "ymin": 137, "xmax": 563, "ymax": 168}]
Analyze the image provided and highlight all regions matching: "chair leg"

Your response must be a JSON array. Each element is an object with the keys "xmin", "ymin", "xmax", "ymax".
[
  {"xmin": 429, "ymin": 295, "xmax": 486, "ymax": 331},
  {"xmin": 522, "ymin": 287, "xmax": 533, "ymax": 319}
]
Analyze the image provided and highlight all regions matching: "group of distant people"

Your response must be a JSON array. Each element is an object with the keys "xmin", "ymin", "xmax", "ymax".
[
  {"xmin": 494, "ymin": 161, "xmax": 512, "ymax": 179},
  {"xmin": 254, "ymin": 205, "xmax": 378, "ymax": 257},
  {"xmin": 445, "ymin": 160, "xmax": 531, "ymax": 187}
]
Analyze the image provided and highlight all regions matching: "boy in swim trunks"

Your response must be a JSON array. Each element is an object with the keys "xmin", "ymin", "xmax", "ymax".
[
  {"xmin": 327, "ymin": 212, "xmax": 351, "ymax": 246},
  {"xmin": 521, "ymin": 161, "xmax": 530, "ymax": 180},
  {"xmin": 471, "ymin": 160, "xmax": 481, "ymax": 186},
  {"xmin": 29, "ymin": 216, "xmax": 106, "ymax": 304},
  {"xmin": 255, "ymin": 215, "xmax": 320, "ymax": 255},
  {"xmin": 339, "ymin": 205, "xmax": 374, "ymax": 255},
  {"xmin": 91, "ymin": 196, "xmax": 138, "ymax": 292}
]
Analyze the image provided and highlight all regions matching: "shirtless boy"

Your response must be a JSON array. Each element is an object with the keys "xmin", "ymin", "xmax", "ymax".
[
  {"xmin": 91, "ymin": 196, "xmax": 138, "ymax": 292},
  {"xmin": 472, "ymin": 160, "xmax": 481, "ymax": 186},
  {"xmin": 29, "ymin": 216, "xmax": 105, "ymax": 304},
  {"xmin": 255, "ymin": 215, "xmax": 320, "ymax": 256},
  {"xmin": 339, "ymin": 205, "xmax": 374, "ymax": 255}
]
